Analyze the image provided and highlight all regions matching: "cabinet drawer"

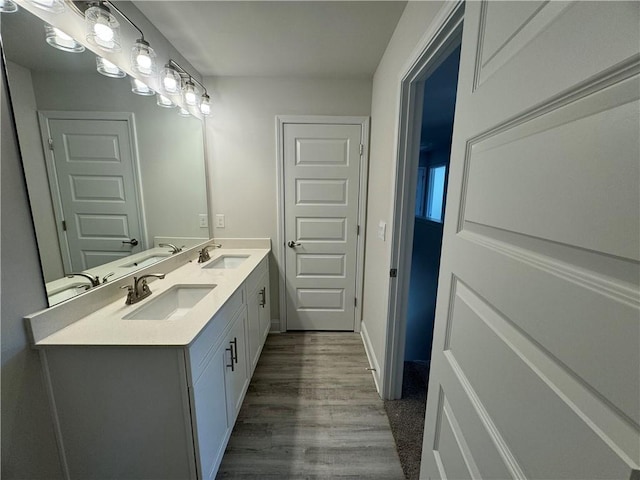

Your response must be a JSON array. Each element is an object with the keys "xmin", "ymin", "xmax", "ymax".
[
  {"xmin": 188, "ymin": 286, "xmax": 245, "ymax": 383},
  {"xmin": 246, "ymin": 256, "xmax": 268, "ymax": 294}
]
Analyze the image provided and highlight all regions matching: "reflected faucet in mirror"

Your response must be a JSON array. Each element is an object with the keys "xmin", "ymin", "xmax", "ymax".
[
  {"xmin": 159, "ymin": 243, "xmax": 185, "ymax": 254},
  {"xmin": 66, "ymin": 272, "xmax": 100, "ymax": 288},
  {"xmin": 0, "ymin": 3, "xmax": 210, "ymax": 306}
]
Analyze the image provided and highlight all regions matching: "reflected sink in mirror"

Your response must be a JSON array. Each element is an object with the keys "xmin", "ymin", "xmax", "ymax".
[
  {"xmin": 122, "ymin": 254, "xmax": 172, "ymax": 269},
  {"xmin": 122, "ymin": 284, "xmax": 216, "ymax": 321},
  {"xmin": 203, "ymin": 255, "xmax": 249, "ymax": 269},
  {"xmin": 47, "ymin": 283, "xmax": 91, "ymax": 305}
]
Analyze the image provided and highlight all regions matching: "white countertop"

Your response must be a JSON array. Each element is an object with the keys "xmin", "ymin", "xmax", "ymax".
[{"xmin": 34, "ymin": 248, "xmax": 270, "ymax": 348}]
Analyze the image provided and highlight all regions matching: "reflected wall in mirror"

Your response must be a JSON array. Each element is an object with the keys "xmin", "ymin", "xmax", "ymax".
[{"xmin": 1, "ymin": 5, "xmax": 210, "ymax": 305}]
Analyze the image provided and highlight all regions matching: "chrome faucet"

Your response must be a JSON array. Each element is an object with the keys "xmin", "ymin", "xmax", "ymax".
[
  {"xmin": 159, "ymin": 243, "xmax": 184, "ymax": 254},
  {"xmin": 198, "ymin": 243, "xmax": 222, "ymax": 263},
  {"xmin": 67, "ymin": 272, "xmax": 100, "ymax": 288},
  {"xmin": 121, "ymin": 274, "xmax": 166, "ymax": 305}
]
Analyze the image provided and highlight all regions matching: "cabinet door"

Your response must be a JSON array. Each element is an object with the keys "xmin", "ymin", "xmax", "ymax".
[
  {"xmin": 224, "ymin": 307, "xmax": 249, "ymax": 425},
  {"xmin": 191, "ymin": 345, "xmax": 230, "ymax": 480},
  {"xmin": 246, "ymin": 283, "xmax": 261, "ymax": 376}
]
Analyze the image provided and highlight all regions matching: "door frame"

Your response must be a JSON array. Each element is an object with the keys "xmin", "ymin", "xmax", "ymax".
[
  {"xmin": 38, "ymin": 110, "xmax": 148, "ymax": 273},
  {"xmin": 276, "ymin": 115, "xmax": 370, "ymax": 333},
  {"xmin": 383, "ymin": 1, "xmax": 464, "ymax": 400}
]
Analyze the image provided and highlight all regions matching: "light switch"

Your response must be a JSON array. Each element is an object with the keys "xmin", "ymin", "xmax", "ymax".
[
  {"xmin": 199, "ymin": 214, "xmax": 208, "ymax": 228},
  {"xmin": 215, "ymin": 214, "xmax": 225, "ymax": 228},
  {"xmin": 377, "ymin": 221, "xmax": 386, "ymax": 241}
]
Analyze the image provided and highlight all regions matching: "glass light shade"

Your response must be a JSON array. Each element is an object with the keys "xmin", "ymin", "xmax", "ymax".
[
  {"xmin": 160, "ymin": 66, "xmax": 181, "ymax": 95},
  {"xmin": 156, "ymin": 93, "xmax": 175, "ymax": 108},
  {"xmin": 25, "ymin": 0, "xmax": 64, "ymax": 13},
  {"xmin": 130, "ymin": 78, "xmax": 154, "ymax": 96},
  {"xmin": 85, "ymin": 5, "xmax": 120, "ymax": 51},
  {"xmin": 0, "ymin": 0, "xmax": 18, "ymax": 13},
  {"xmin": 200, "ymin": 93, "xmax": 211, "ymax": 116},
  {"xmin": 178, "ymin": 107, "xmax": 191, "ymax": 117},
  {"xmin": 183, "ymin": 79, "xmax": 198, "ymax": 106},
  {"xmin": 45, "ymin": 25, "xmax": 85, "ymax": 53},
  {"xmin": 131, "ymin": 39, "xmax": 156, "ymax": 77},
  {"xmin": 96, "ymin": 57, "xmax": 126, "ymax": 78}
]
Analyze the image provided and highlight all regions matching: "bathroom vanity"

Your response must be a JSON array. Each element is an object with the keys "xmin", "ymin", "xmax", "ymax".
[{"xmin": 27, "ymin": 242, "xmax": 270, "ymax": 479}]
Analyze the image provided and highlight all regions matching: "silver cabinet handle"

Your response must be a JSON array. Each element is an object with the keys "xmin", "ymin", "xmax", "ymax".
[
  {"xmin": 122, "ymin": 238, "xmax": 139, "ymax": 246},
  {"xmin": 259, "ymin": 287, "xmax": 266, "ymax": 308},
  {"xmin": 287, "ymin": 241, "xmax": 301, "ymax": 248}
]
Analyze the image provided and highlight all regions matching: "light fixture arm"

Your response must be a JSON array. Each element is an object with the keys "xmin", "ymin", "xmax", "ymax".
[
  {"xmin": 168, "ymin": 59, "xmax": 208, "ymax": 95},
  {"xmin": 103, "ymin": 0, "xmax": 145, "ymax": 41}
]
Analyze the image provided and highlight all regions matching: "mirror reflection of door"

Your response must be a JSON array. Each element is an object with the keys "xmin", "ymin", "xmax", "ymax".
[{"xmin": 40, "ymin": 112, "xmax": 145, "ymax": 273}]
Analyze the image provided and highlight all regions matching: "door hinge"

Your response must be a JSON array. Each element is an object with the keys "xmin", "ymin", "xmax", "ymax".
[
  {"xmin": 354, "ymin": 297, "xmax": 357, "ymax": 307},
  {"xmin": 62, "ymin": 220, "xmax": 67, "ymax": 231},
  {"xmin": 48, "ymin": 138, "xmax": 54, "ymax": 150},
  {"xmin": 357, "ymin": 225, "xmax": 360, "ymax": 235},
  {"xmin": 359, "ymin": 144, "xmax": 364, "ymax": 156},
  {"xmin": 390, "ymin": 268, "xmax": 397, "ymax": 278}
]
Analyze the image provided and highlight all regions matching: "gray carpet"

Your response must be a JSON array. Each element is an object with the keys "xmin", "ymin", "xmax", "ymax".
[{"xmin": 383, "ymin": 361, "xmax": 429, "ymax": 480}]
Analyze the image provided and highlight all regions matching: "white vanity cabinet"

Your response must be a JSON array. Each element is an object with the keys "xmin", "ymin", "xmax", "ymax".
[
  {"xmin": 246, "ymin": 257, "xmax": 270, "ymax": 375},
  {"xmin": 40, "ymin": 278, "xmax": 262, "ymax": 480}
]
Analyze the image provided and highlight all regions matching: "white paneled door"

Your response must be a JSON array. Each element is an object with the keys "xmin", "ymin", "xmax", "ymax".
[
  {"xmin": 42, "ymin": 115, "xmax": 144, "ymax": 272},
  {"xmin": 284, "ymin": 122, "xmax": 364, "ymax": 330},
  {"xmin": 421, "ymin": 2, "xmax": 639, "ymax": 479}
]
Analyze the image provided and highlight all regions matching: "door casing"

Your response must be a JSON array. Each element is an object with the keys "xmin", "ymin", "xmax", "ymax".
[
  {"xmin": 384, "ymin": 1, "xmax": 464, "ymax": 400},
  {"xmin": 276, "ymin": 115, "xmax": 370, "ymax": 333}
]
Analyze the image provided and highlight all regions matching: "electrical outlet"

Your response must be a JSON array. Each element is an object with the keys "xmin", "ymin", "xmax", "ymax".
[
  {"xmin": 198, "ymin": 214, "xmax": 208, "ymax": 228},
  {"xmin": 215, "ymin": 214, "xmax": 225, "ymax": 228}
]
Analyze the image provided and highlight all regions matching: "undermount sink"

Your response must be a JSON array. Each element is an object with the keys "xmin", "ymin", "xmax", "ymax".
[
  {"xmin": 47, "ymin": 283, "xmax": 90, "ymax": 304},
  {"xmin": 122, "ymin": 284, "xmax": 216, "ymax": 321},
  {"xmin": 203, "ymin": 255, "xmax": 249, "ymax": 269},
  {"xmin": 122, "ymin": 254, "xmax": 171, "ymax": 269}
]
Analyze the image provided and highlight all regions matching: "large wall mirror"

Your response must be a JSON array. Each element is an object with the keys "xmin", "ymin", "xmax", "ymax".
[{"xmin": 1, "ymin": 4, "xmax": 210, "ymax": 305}]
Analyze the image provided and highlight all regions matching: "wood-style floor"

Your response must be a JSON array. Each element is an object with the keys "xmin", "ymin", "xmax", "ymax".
[{"xmin": 216, "ymin": 332, "xmax": 405, "ymax": 479}]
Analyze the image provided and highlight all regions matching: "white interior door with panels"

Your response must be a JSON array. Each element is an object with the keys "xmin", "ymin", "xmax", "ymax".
[
  {"xmin": 419, "ymin": 1, "xmax": 640, "ymax": 479},
  {"xmin": 40, "ymin": 112, "xmax": 145, "ymax": 273},
  {"xmin": 282, "ymin": 119, "xmax": 366, "ymax": 331}
]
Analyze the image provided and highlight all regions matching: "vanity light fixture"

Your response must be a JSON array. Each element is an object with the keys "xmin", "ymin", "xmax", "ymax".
[
  {"xmin": 0, "ymin": 0, "xmax": 18, "ymax": 13},
  {"xmin": 199, "ymin": 93, "xmax": 211, "ymax": 116},
  {"xmin": 130, "ymin": 77, "xmax": 154, "ymax": 96},
  {"xmin": 131, "ymin": 38, "xmax": 156, "ymax": 77},
  {"xmin": 25, "ymin": 0, "xmax": 65, "ymax": 13},
  {"xmin": 183, "ymin": 78, "xmax": 198, "ymax": 106},
  {"xmin": 160, "ymin": 64, "xmax": 182, "ymax": 94},
  {"xmin": 85, "ymin": 2, "xmax": 120, "ymax": 51},
  {"xmin": 177, "ymin": 107, "xmax": 191, "ymax": 118},
  {"xmin": 163, "ymin": 59, "xmax": 211, "ymax": 116},
  {"xmin": 45, "ymin": 24, "xmax": 85, "ymax": 53},
  {"xmin": 96, "ymin": 56, "xmax": 125, "ymax": 78},
  {"xmin": 156, "ymin": 93, "xmax": 175, "ymax": 108}
]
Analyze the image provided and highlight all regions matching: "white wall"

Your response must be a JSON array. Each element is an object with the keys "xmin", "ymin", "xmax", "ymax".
[
  {"xmin": 360, "ymin": 1, "xmax": 445, "ymax": 389},
  {"xmin": 204, "ymin": 76, "xmax": 373, "ymax": 321}
]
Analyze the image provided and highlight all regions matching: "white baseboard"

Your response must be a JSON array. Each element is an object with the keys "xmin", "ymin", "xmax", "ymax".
[
  {"xmin": 360, "ymin": 321, "xmax": 381, "ymax": 394},
  {"xmin": 270, "ymin": 318, "xmax": 280, "ymax": 332}
]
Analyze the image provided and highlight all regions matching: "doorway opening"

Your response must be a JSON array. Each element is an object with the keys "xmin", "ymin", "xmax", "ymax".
[{"xmin": 384, "ymin": 43, "xmax": 461, "ymax": 479}]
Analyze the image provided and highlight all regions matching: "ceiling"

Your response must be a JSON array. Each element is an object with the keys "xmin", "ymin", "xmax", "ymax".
[{"xmin": 132, "ymin": 1, "xmax": 407, "ymax": 78}]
